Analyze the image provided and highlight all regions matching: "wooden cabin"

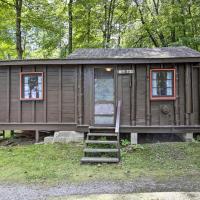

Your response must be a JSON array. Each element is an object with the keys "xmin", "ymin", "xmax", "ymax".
[{"xmin": 0, "ymin": 47, "xmax": 200, "ymax": 162}]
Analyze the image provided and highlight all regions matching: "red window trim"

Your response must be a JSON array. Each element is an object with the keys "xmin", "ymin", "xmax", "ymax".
[
  {"xmin": 150, "ymin": 68, "xmax": 176, "ymax": 101},
  {"xmin": 20, "ymin": 72, "xmax": 44, "ymax": 101}
]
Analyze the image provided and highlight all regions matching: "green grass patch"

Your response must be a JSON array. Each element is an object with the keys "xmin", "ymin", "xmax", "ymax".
[{"xmin": 0, "ymin": 142, "xmax": 199, "ymax": 184}]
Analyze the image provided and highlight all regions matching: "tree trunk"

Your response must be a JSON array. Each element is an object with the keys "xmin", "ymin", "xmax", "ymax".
[
  {"xmin": 103, "ymin": 1, "xmax": 108, "ymax": 48},
  {"xmin": 134, "ymin": 0, "xmax": 159, "ymax": 47},
  {"xmin": 15, "ymin": 0, "xmax": 23, "ymax": 59},
  {"xmin": 68, "ymin": 0, "xmax": 73, "ymax": 54},
  {"xmin": 86, "ymin": 6, "xmax": 91, "ymax": 44},
  {"xmin": 103, "ymin": 0, "xmax": 116, "ymax": 48},
  {"xmin": 170, "ymin": 0, "xmax": 176, "ymax": 43}
]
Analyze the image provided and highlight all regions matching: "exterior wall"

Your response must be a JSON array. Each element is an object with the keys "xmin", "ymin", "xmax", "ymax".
[
  {"xmin": 0, "ymin": 62, "xmax": 199, "ymax": 131},
  {"xmin": 82, "ymin": 64, "xmax": 200, "ymax": 127},
  {"xmin": 0, "ymin": 65, "xmax": 78, "ymax": 125}
]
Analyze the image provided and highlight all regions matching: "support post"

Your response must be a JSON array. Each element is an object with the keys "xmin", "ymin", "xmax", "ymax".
[
  {"xmin": 131, "ymin": 133, "xmax": 138, "ymax": 144},
  {"xmin": 183, "ymin": 133, "xmax": 193, "ymax": 142},
  {"xmin": 146, "ymin": 65, "xmax": 150, "ymax": 125},
  {"xmin": 2, "ymin": 130, "xmax": 5, "ymax": 139},
  {"xmin": 10, "ymin": 130, "xmax": 14, "ymax": 137},
  {"xmin": 131, "ymin": 65, "xmax": 136, "ymax": 125},
  {"xmin": 185, "ymin": 64, "xmax": 192, "ymax": 125},
  {"xmin": 35, "ymin": 130, "xmax": 39, "ymax": 143}
]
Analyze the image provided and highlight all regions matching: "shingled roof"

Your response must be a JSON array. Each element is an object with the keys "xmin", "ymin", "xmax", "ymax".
[{"xmin": 67, "ymin": 47, "xmax": 200, "ymax": 59}]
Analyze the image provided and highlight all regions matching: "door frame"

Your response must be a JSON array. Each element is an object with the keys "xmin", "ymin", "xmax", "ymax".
[{"xmin": 92, "ymin": 66, "xmax": 117, "ymax": 126}]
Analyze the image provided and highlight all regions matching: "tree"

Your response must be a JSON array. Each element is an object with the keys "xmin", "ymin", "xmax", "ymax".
[
  {"xmin": 15, "ymin": 0, "xmax": 23, "ymax": 59},
  {"xmin": 68, "ymin": 0, "xmax": 73, "ymax": 54},
  {"xmin": 1, "ymin": 0, "xmax": 200, "ymax": 59}
]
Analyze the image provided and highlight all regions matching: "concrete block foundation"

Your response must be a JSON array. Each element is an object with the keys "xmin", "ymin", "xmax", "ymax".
[
  {"xmin": 44, "ymin": 131, "xmax": 84, "ymax": 144},
  {"xmin": 131, "ymin": 133, "xmax": 138, "ymax": 144},
  {"xmin": 182, "ymin": 133, "xmax": 193, "ymax": 142}
]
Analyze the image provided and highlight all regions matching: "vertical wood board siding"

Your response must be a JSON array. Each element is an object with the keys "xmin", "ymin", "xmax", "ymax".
[{"xmin": 0, "ymin": 63, "xmax": 199, "ymax": 128}]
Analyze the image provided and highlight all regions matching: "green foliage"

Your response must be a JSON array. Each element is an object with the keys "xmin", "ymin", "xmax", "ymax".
[
  {"xmin": 121, "ymin": 139, "xmax": 131, "ymax": 147},
  {"xmin": 0, "ymin": 142, "xmax": 199, "ymax": 183},
  {"xmin": 0, "ymin": 0, "xmax": 200, "ymax": 59},
  {"xmin": 196, "ymin": 135, "xmax": 200, "ymax": 142}
]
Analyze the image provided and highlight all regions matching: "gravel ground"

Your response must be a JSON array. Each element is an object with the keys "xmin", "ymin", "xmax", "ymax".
[{"xmin": 0, "ymin": 177, "xmax": 200, "ymax": 200}]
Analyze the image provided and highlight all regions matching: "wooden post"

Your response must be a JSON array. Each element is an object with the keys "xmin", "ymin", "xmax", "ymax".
[
  {"xmin": 32, "ymin": 67, "xmax": 36, "ymax": 123},
  {"xmin": 2, "ymin": 130, "xmax": 5, "ymax": 139},
  {"xmin": 74, "ymin": 66, "xmax": 78, "ymax": 124},
  {"xmin": 199, "ymin": 68, "xmax": 200, "ymax": 124},
  {"xmin": 58, "ymin": 65, "xmax": 62, "ymax": 123},
  {"xmin": 78, "ymin": 65, "xmax": 83, "ymax": 124},
  {"xmin": 43, "ymin": 66, "xmax": 47, "ymax": 123},
  {"xmin": 185, "ymin": 64, "xmax": 192, "ymax": 125},
  {"xmin": 7, "ymin": 66, "xmax": 10, "ymax": 123},
  {"xmin": 18, "ymin": 66, "xmax": 22, "ymax": 123},
  {"xmin": 35, "ymin": 130, "xmax": 39, "ymax": 143},
  {"xmin": 146, "ymin": 65, "xmax": 151, "ymax": 126},
  {"xmin": 174, "ymin": 65, "xmax": 180, "ymax": 125},
  {"xmin": 10, "ymin": 130, "xmax": 14, "ymax": 137},
  {"xmin": 131, "ymin": 65, "xmax": 136, "ymax": 126}
]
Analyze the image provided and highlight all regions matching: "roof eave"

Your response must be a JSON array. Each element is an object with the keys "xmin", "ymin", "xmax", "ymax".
[{"xmin": 0, "ymin": 57, "xmax": 200, "ymax": 66}]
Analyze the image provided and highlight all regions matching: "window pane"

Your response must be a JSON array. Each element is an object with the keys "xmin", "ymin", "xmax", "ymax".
[
  {"xmin": 152, "ymin": 72, "xmax": 157, "ymax": 79},
  {"xmin": 166, "ymin": 80, "xmax": 172, "ymax": 87},
  {"xmin": 167, "ymin": 72, "xmax": 172, "ymax": 79},
  {"xmin": 95, "ymin": 116, "xmax": 114, "ymax": 124},
  {"xmin": 95, "ymin": 79, "xmax": 114, "ymax": 101},
  {"xmin": 152, "ymin": 88, "xmax": 158, "ymax": 96},
  {"xmin": 152, "ymin": 80, "xmax": 157, "ymax": 87},
  {"xmin": 95, "ymin": 104, "xmax": 114, "ymax": 115},
  {"xmin": 21, "ymin": 73, "xmax": 43, "ymax": 100},
  {"xmin": 160, "ymin": 87, "xmax": 167, "ymax": 96},
  {"xmin": 167, "ymin": 88, "xmax": 172, "ymax": 95}
]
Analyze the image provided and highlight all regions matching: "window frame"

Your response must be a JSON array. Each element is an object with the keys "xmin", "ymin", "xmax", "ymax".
[
  {"xmin": 150, "ymin": 68, "xmax": 176, "ymax": 101},
  {"xmin": 20, "ymin": 72, "xmax": 44, "ymax": 101}
]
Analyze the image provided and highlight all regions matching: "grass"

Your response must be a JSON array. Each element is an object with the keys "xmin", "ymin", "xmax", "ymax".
[{"xmin": 0, "ymin": 142, "xmax": 199, "ymax": 184}]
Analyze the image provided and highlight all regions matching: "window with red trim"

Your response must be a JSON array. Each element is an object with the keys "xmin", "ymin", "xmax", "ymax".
[
  {"xmin": 150, "ymin": 69, "xmax": 176, "ymax": 100},
  {"xmin": 20, "ymin": 72, "xmax": 44, "ymax": 100}
]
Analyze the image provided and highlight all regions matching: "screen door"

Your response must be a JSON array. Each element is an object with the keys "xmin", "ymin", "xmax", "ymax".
[{"xmin": 94, "ymin": 68, "xmax": 115, "ymax": 125}]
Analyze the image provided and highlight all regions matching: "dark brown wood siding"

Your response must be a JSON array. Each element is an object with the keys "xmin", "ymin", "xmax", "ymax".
[
  {"xmin": 0, "ymin": 65, "xmax": 77, "ymax": 125},
  {"xmin": 82, "ymin": 64, "xmax": 200, "ymax": 127},
  {"xmin": 0, "ymin": 66, "xmax": 8, "ymax": 122},
  {"xmin": 0, "ymin": 63, "xmax": 199, "ymax": 129}
]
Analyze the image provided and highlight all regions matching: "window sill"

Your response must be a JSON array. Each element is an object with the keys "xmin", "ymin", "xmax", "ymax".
[
  {"xmin": 20, "ymin": 98, "xmax": 44, "ymax": 101},
  {"xmin": 150, "ymin": 96, "xmax": 176, "ymax": 101}
]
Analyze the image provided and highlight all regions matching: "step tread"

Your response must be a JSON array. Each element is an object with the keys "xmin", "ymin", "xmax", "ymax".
[
  {"xmin": 84, "ymin": 148, "xmax": 119, "ymax": 153},
  {"xmin": 85, "ymin": 140, "xmax": 118, "ymax": 144},
  {"xmin": 81, "ymin": 157, "xmax": 119, "ymax": 163},
  {"xmin": 88, "ymin": 133, "xmax": 117, "ymax": 137},
  {"xmin": 89, "ymin": 126, "xmax": 115, "ymax": 129}
]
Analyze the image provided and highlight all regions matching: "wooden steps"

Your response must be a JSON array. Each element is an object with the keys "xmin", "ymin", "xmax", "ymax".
[
  {"xmin": 88, "ymin": 127, "xmax": 115, "ymax": 133},
  {"xmin": 81, "ymin": 126, "xmax": 120, "ymax": 164},
  {"xmin": 85, "ymin": 140, "xmax": 118, "ymax": 145},
  {"xmin": 88, "ymin": 133, "xmax": 117, "ymax": 137},
  {"xmin": 81, "ymin": 157, "xmax": 119, "ymax": 163},
  {"xmin": 84, "ymin": 148, "xmax": 118, "ymax": 153}
]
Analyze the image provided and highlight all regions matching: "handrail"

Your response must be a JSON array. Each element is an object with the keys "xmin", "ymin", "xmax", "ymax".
[{"xmin": 115, "ymin": 100, "xmax": 121, "ymax": 160}]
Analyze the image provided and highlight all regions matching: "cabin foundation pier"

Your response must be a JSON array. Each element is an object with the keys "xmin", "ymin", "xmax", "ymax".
[
  {"xmin": 131, "ymin": 133, "xmax": 138, "ymax": 144},
  {"xmin": 35, "ymin": 130, "xmax": 40, "ymax": 143},
  {"xmin": 182, "ymin": 133, "xmax": 194, "ymax": 142}
]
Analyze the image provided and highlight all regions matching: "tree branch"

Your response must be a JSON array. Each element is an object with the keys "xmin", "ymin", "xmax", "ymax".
[{"xmin": 134, "ymin": 0, "xmax": 159, "ymax": 47}]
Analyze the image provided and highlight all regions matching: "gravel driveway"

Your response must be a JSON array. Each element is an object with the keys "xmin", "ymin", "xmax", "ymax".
[{"xmin": 0, "ymin": 177, "xmax": 200, "ymax": 200}]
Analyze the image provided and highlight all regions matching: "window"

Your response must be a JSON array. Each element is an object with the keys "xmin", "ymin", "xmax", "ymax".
[
  {"xmin": 150, "ymin": 69, "xmax": 176, "ymax": 100},
  {"xmin": 20, "ymin": 72, "xmax": 43, "ymax": 100}
]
